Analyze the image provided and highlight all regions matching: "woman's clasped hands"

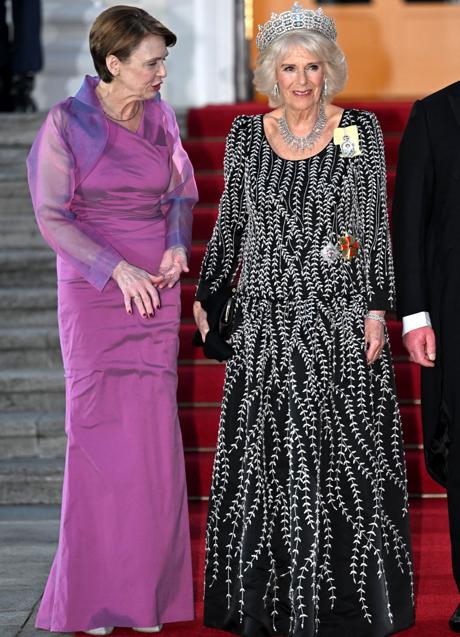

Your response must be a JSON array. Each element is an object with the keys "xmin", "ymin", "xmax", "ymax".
[{"xmin": 112, "ymin": 246, "xmax": 189, "ymax": 317}]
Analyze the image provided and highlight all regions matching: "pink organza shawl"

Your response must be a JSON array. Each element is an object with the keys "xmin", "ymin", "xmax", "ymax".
[{"xmin": 27, "ymin": 75, "xmax": 197, "ymax": 291}]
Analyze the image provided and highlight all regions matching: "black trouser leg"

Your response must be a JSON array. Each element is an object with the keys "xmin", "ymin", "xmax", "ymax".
[
  {"xmin": 447, "ymin": 427, "xmax": 460, "ymax": 592},
  {"xmin": 0, "ymin": 0, "xmax": 12, "ymax": 111},
  {"xmin": 0, "ymin": 0, "xmax": 9, "ymax": 67},
  {"xmin": 9, "ymin": 0, "xmax": 42, "ymax": 111},
  {"xmin": 11, "ymin": 0, "xmax": 42, "ymax": 74}
]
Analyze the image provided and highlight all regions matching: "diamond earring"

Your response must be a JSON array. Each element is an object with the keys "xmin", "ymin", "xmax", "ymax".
[
  {"xmin": 323, "ymin": 77, "xmax": 329, "ymax": 99},
  {"xmin": 272, "ymin": 83, "xmax": 280, "ymax": 99}
]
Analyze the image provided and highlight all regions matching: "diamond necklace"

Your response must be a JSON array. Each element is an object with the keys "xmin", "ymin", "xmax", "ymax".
[{"xmin": 278, "ymin": 102, "xmax": 327, "ymax": 152}]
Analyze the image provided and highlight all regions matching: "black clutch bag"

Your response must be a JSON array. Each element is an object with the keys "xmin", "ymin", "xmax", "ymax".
[{"xmin": 192, "ymin": 287, "xmax": 237, "ymax": 362}]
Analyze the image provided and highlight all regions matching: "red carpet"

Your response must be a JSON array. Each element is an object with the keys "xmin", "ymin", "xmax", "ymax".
[{"xmin": 75, "ymin": 500, "xmax": 457, "ymax": 637}]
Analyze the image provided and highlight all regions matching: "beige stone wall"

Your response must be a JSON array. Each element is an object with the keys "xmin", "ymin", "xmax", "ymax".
[{"xmin": 252, "ymin": 0, "xmax": 460, "ymax": 100}]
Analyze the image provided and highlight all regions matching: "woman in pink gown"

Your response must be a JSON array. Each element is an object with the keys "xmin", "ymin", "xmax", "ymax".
[{"xmin": 26, "ymin": 7, "xmax": 197, "ymax": 634}]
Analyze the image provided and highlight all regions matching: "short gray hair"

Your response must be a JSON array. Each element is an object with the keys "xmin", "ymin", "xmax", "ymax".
[{"xmin": 253, "ymin": 30, "xmax": 348, "ymax": 107}]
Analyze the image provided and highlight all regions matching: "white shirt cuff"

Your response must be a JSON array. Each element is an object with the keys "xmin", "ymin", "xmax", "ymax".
[{"xmin": 402, "ymin": 311, "xmax": 432, "ymax": 336}]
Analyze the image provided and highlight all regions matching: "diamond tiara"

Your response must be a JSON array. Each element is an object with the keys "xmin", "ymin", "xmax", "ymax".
[{"xmin": 256, "ymin": 3, "xmax": 337, "ymax": 53}]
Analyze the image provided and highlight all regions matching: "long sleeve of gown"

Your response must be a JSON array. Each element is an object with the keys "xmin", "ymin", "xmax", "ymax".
[
  {"xmin": 196, "ymin": 116, "xmax": 248, "ymax": 301},
  {"xmin": 27, "ymin": 106, "xmax": 123, "ymax": 292},
  {"xmin": 359, "ymin": 111, "xmax": 396, "ymax": 311},
  {"xmin": 160, "ymin": 102, "xmax": 198, "ymax": 256}
]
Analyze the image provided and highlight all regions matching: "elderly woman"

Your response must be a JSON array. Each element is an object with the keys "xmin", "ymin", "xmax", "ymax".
[
  {"xmin": 27, "ymin": 6, "xmax": 197, "ymax": 635},
  {"xmin": 194, "ymin": 5, "xmax": 414, "ymax": 636}
]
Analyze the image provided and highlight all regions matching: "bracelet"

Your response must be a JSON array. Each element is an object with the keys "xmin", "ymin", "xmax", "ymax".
[{"xmin": 366, "ymin": 312, "xmax": 386, "ymax": 325}]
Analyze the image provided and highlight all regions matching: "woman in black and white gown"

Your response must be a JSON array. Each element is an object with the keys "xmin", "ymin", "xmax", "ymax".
[{"xmin": 194, "ymin": 6, "xmax": 415, "ymax": 637}]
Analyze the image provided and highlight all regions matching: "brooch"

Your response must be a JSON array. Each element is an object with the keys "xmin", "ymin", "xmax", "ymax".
[
  {"xmin": 321, "ymin": 233, "xmax": 360, "ymax": 264},
  {"xmin": 333, "ymin": 125, "xmax": 361, "ymax": 158},
  {"xmin": 339, "ymin": 233, "xmax": 360, "ymax": 260},
  {"xmin": 320, "ymin": 241, "xmax": 341, "ymax": 265}
]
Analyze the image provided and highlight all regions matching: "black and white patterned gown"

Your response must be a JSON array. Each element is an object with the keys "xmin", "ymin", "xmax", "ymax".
[{"xmin": 196, "ymin": 110, "xmax": 415, "ymax": 637}]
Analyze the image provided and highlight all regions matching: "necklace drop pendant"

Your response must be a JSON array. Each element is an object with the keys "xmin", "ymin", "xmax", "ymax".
[{"xmin": 278, "ymin": 102, "xmax": 327, "ymax": 152}]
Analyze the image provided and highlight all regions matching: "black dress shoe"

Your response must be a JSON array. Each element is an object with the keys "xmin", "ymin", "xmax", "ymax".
[
  {"xmin": 10, "ymin": 73, "xmax": 37, "ymax": 113},
  {"xmin": 449, "ymin": 603, "xmax": 460, "ymax": 632},
  {"xmin": 0, "ymin": 68, "xmax": 13, "ymax": 112}
]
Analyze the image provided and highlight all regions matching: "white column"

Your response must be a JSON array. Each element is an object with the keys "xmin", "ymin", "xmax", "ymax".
[{"xmin": 35, "ymin": 0, "xmax": 235, "ymax": 110}]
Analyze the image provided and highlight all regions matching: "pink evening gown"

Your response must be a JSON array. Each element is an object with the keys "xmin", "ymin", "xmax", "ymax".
[{"xmin": 27, "ymin": 76, "xmax": 197, "ymax": 632}]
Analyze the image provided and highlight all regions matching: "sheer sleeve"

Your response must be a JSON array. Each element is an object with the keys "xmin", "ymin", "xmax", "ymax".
[
  {"xmin": 196, "ymin": 116, "xmax": 249, "ymax": 301},
  {"xmin": 160, "ymin": 102, "xmax": 198, "ymax": 256},
  {"xmin": 27, "ymin": 106, "xmax": 122, "ymax": 291},
  {"xmin": 359, "ymin": 111, "xmax": 396, "ymax": 311}
]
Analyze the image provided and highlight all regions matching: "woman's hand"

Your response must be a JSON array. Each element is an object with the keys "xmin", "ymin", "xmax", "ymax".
[
  {"xmin": 365, "ymin": 311, "xmax": 386, "ymax": 365},
  {"xmin": 112, "ymin": 259, "xmax": 163, "ymax": 317},
  {"xmin": 193, "ymin": 300, "xmax": 210, "ymax": 342},
  {"xmin": 157, "ymin": 246, "xmax": 189, "ymax": 289}
]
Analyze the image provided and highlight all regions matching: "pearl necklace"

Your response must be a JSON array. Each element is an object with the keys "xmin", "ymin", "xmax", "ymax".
[{"xmin": 278, "ymin": 102, "xmax": 327, "ymax": 152}]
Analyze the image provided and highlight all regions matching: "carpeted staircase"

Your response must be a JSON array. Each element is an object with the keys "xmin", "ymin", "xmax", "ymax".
[
  {"xmin": 0, "ymin": 101, "xmax": 444, "ymax": 504},
  {"xmin": 182, "ymin": 99, "xmax": 443, "ymax": 500}
]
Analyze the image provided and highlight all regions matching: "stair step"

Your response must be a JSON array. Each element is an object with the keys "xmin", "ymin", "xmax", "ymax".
[
  {"xmin": 0, "ymin": 456, "xmax": 64, "ymax": 505},
  {"xmin": 177, "ymin": 360, "xmax": 419, "ymax": 403},
  {"xmin": 0, "ymin": 287, "xmax": 57, "ymax": 326},
  {"xmin": 0, "ymin": 177, "xmax": 28, "ymax": 194},
  {"xmin": 0, "ymin": 403, "xmax": 422, "ymax": 460},
  {"xmin": 0, "ymin": 451, "xmax": 215, "ymax": 504},
  {"xmin": 178, "ymin": 363, "xmax": 225, "ymax": 404},
  {"xmin": 0, "ymin": 327, "xmax": 62, "ymax": 368},
  {"xmin": 0, "ymin": 358, "xmax": 420, "ymax": 421},
  {"xmin": 195, "ymin": 171, "xmax": 396, "ymax": 205},
  {"xmin": 179, "ymin": 406, "xmax": 220, "ymax": 448},
  {"xmin": 1, "ymin": 230, "xmax": 46, "ymax": 249},
  {"xmin": 0, "ymin": 106, "xmax": 430, "ymax": 503},
  {"xmin": 187, "ymin": 101, "xmax": 413, "ymax": 137},
  {"xmin": 0, "ymin": 208, "xmax": 214, "ymax": 246},
  {"xmin": 184, "ymin": 135, "xmax": 401, "ymax": 171},
  {"xmin": 0, "ymin": 364, "xmax": 225, "ymax": 412},
  {"xmin": 387, "ymin": 319, "xmax": 405, "ymax": 357},
  {"xmin": 0, "ymin": 112, "xmax": 45, "ymax": 147},
  {"xmin": 0, "ymin": 195, "xmax": 33, "ymax": 214},
  {"xmin": 0, "ymin": 147, "xmax": 29, "ymax": 167},
  {"xmin": 178, "ymin": 303, "xmax": 407, "ymax": 360},
  {"xmin": 0, "ymin": 248, "xmax": 56, "ymax": 286},
  {"xmin": 0, "ymin": 447, "xmax": 441, "ymax": 505},
  {"xmin": 192, "ymin": 205, "xmax": 217, "ymax": 240},
  {"xmin": 0, "ymin": 369, "xmax": 65, "ymax": 412},
  {"xmin": 405, "ymin": 449, "xmax": 444, "ymax": 496},
  {"xmin": 0, "ymin": 245, "xmax": 206, "ymax": 285},
  {"xmin": 184, "ymin": 140, "xmax": 225, "ymax": 171},
  {"xmin": 195, "ymin": 173, "xmax": 224, "ymax": 205},
  {"xmin": 0, "ymin": 323, "xmax": 200, "ymax": 368},
  {"xmin": 399, "ymin": 404, "xmax": 423, "ymax": 446},
  {"xmin": 0, "ymin": 406, "xmax": 221, "ymax": 460},
  {"xmin": 394, "ymin": 361, "xmax": 421, "ymax": 401},
  {"xmin": 0, "ymin": 411, "xmax": 65, "ymax": 459},
  {"xmin": 0, "ymin": 164, "xmax": 27, "ymax": 182}
]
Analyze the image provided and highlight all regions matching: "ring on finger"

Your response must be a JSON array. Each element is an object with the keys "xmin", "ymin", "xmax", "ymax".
[{"xmin": 132, "ymin": 294, "xmax": 141, "ymax": 300}]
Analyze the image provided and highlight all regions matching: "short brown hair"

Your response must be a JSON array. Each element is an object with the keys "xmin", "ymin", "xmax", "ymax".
[{"xmin": 89, "ymin": 5, "xmax": 177, "ymax": 83}]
